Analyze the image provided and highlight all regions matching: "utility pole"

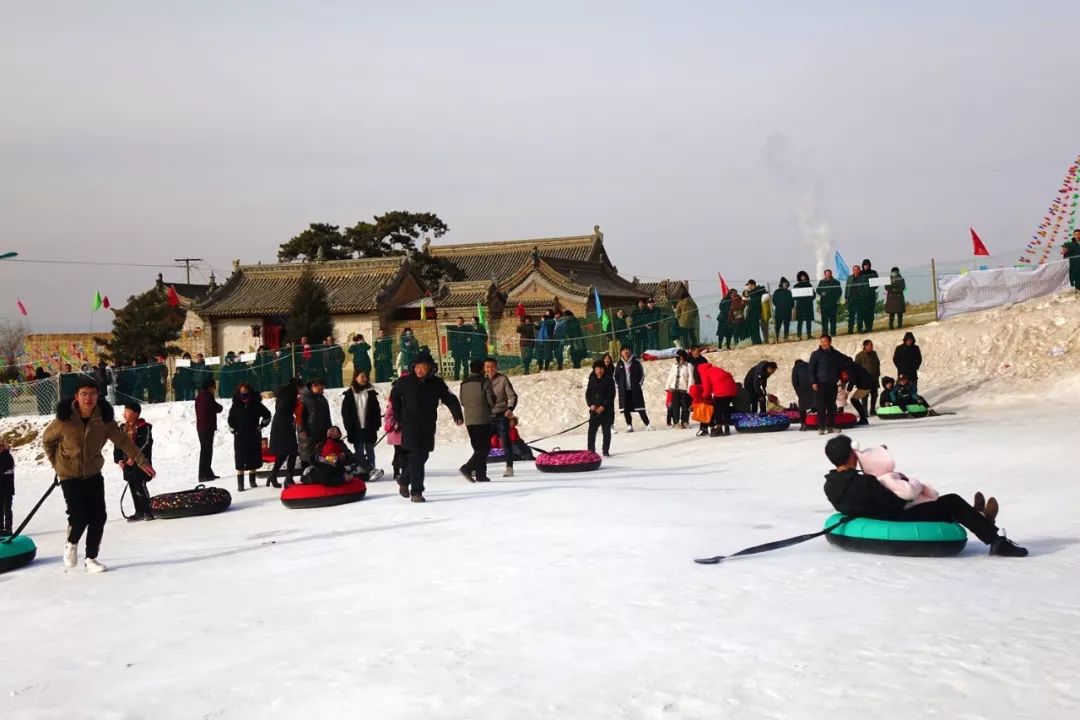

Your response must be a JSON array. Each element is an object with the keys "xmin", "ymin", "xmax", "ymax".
[{"xmin": 174, "ymin": 258, "xmax": 203, "ymax": 285}]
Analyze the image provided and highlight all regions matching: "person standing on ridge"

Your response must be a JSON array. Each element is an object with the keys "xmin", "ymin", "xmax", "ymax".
[
  {"xmin": 771, "ymin": 277, "xmax": 794, "ymax": 342},
  {"xmin": 816, "ymin": 269, "xmax": 842, "ymax": 337},
  {"xmin": 1063, "ymin": 229, "xmax": 1080, "ymax": 291},
  {"xmin": 893, "ymin": 332, "xmax": 923, "ymax": 395},
  {"xmin": 885, "ymin": 267, "xmax": 907, "ymax": 329},
  {"xmin": 793, "ymin": 271, "xmax": 815, "ymax": 340},
  {"xmin": 860, "ymin": 259, "xmax": 879, "ymax": 332}
]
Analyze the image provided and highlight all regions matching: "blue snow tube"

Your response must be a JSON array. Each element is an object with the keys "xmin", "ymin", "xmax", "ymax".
[
  {"xmin": 0, "ymin": 535, "xmax": 37, "ymax": 574},
  {"xmin": 732, "ymin": 413, "xmax": 790, "ymax": 433},
  {"xmin": 824, "ymin": 513, "xmax": 967, "ymax": 557}
]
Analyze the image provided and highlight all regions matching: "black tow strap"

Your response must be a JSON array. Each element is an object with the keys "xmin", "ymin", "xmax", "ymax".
[{"xmin": 694, "ymin": 515, "xmax": 855, "ymax": 565}]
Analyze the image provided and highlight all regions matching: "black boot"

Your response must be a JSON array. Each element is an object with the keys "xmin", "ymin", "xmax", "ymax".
[
  {"xmin": 248, "ymin": 473, "xmax": 257, "ymax": 489},
  {"xmin": 268, "ymin": 476, "xmax": 282, "ymax": 489},
  {"xmin": 237, "ymin": 475, "xmax": 246, "ymax": 492},
  {"xmin": 989, "ymin": 536, "xmax": 1028, "ymax": 557}
]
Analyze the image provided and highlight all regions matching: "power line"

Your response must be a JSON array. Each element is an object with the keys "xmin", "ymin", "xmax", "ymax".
[
  {"xmin": 7, "ymin": 258, "xmax": 183, "ymax": 269},
  {"xmin": 173, "ymin": 257, "xmax": 204, "ymax": 284}
]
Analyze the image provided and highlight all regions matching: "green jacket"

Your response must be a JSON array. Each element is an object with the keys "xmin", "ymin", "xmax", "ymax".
[{"xmin": 348, "ymin": 342, "xmax": 372, "ymax": 372}]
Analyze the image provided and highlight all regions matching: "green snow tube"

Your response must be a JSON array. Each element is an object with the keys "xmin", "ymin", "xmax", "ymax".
[
  {"xmin": 0, "ymin": 535, "xmax": 37, "ymax": 574},
  {"xmin": 824, "ymin": 513, "xmax": 967, "ymax": 557},
  {"xmin": 876, "ymin": 405, "xmax": 928, "ymax": 419}
]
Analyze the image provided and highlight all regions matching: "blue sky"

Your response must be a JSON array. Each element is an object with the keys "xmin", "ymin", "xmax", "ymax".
[{"xmin": 2, "ymin": 1, "xmax": 1077, "ymax": 330}]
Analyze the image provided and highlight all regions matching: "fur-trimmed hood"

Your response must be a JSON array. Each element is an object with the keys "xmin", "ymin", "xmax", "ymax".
[{"xmin": 55, "ymin": 397, "xmax": 115, "ymax": 423}]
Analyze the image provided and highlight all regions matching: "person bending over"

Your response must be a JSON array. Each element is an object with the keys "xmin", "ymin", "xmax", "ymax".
[{"xmin": 822, "ymin": 434, "xmax": 1026, "ymax": 556}]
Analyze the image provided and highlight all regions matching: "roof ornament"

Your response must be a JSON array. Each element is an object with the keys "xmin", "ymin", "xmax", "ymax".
[
  {"xmin": 316, "ymin": 243, "xmax": 326, "ymax": 262},
  {"xmin": 632, "ymin": 275, "xmax": 640, "ymax": 286},
  {"xmin": 155, "ymin": 273, "xmax": 164, "ymax": 289},
  {"xmin": 421, "ymin": 236, "xmax": 431, "ymax": 255},
  {"xmin": 208, "ymin": 272, "xmax": 217, "ymax": 289},
  {"xmin": 568, "ymin": 269, "xmax": 577, "ymax": 285},
  {"xmin": 531, "ymin": 246, "xmax": 540, "ymax": 266},
  {"xmin": 232, "ymin": 259, "xmax": 240, "ymax": 272},
  {"xmin": 592, "ymin": 224, "xmax": 604, "ymax": 243}
]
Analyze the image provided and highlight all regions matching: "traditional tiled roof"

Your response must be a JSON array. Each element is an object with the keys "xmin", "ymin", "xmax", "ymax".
[
  {"xmin": 197, "ymin": 257, "xmax": 412, "ymax": 318},
  {"xmin": 434, "ymin": 280, "xmax": 500, "ymax": 309},
  {"xmin": 638, "ymin": 279, "xmax": 691, "ymax": 303},
  {"xmin": 502, "ymin": 257, "xmax": 651, "ymax": 303},
  {"xmin": 428, "ymin": 234, "xmax": 603, "ymax": 284}
]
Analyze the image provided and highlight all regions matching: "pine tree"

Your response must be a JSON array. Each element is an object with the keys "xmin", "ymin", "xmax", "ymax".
[
  {"xmin": 286, "ymin": 265, "xmax": 335, "ymax": 343},
  {"xmin": 98, "ymin": 287, "xmax": 186, "ymax": 363}
]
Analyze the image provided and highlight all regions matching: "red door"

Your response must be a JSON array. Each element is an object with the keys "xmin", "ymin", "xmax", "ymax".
[{"xmin": 264, "ymin": 324, "xmax": 282, "ymax": 350}]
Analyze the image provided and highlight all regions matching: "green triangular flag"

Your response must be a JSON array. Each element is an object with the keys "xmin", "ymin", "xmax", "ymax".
[
  {"xmin": 601, "ymin": 309, "xmax": 610, "ymax": 331},
  {"xmin": 92, "ymin": 291, "xmax": 103, "ymax": 311}
]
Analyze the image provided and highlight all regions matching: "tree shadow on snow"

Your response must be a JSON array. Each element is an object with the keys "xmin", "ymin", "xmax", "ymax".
[{"xmin": 111, "ymin": 518, "xmax": 451, "ymax": 571}]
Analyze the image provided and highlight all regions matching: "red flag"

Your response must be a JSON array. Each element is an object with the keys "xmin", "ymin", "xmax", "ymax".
[
  {"xmin": 102, "ymin": 295, "xmax": 111, "ymax": 309},
  {"xmin": 717, "ymin": 272, "xmax": 730, "ymax": 296},
  {"xmin": 17, "ymin": 299, "xmax": 27, "ymax": 316},
  {"xmin": 167, "ymin": 286, "xmax": 180, "ymax": 307},
  {"xmin": 970, "ymin": 227, "xmax": 991, "ymax": 256},
  {"xmin": 515, "ymin": 302, "xmax": 526, "ymax": 319}
]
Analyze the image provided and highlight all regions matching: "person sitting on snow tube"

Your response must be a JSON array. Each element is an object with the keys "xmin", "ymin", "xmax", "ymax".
[
  {"xmin": 489, "ymin": 417, "xmax": 534, "ymax": 462},
  {"xmin": 822, "ymin": 434, "xmax": 1027, "ymax": 556},
  {"xmin": 889, "ymin": 375, "xmax": 938, "ymax": 417},
  {"xmin": 303, "ymin": 427, "xmax": 359, "ymax": 487},
  {"xmin": 879, "ymin": 376, "xmax": 896, "ymax": 407}
]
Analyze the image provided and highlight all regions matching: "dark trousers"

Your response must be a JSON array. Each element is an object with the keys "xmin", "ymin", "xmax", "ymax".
[
  {"xmin": 901, "ymin": 493, "xmax": 998, "ymax": 544},
  {"xmin": 774, "ymin": 318, "xmax": 790, "ymax": 340},
  {"xmin": 711, "ymin": 396, "xmax": 733, "ymax": 432},
  {"xmin": 270, "ymin": 453, "xmax": 297, "ymax": 484},
  {"xmin": 391, "ymin": 446, "xmax": 404, "ymax": 479},
  {"xmin": 669, "ymin": 390, "xmax": 691, "ymax": 424},
  {"xmin": 355, "ymin": 443, "xmax": 376, "ymax": 470},
  {"xmin": 400, "ymin": 449, "xmax": 429, "ymax": 496},
  {"xmin": 520, "ymin": 347, "xmax": 533, "ymax": 374},
  {"xmin": 491, "ymin": 415, "xmax": 514, "ymax": 467},
  {"xmin": 888, "ymin": 312, "xmax": 904, "ymax": 329},
  {"xmin": 847, "ymin": 305, "xmax": 859, "ymax": 334},
  {"xmin": 1, "ymin": 490, "xmax": 12, "ymax": 535},
  {"xmin": 463, "ymin": 424, "xmax": 492, "ymax": 481},
  {"xmin": 815, "ymin": 383, "xmax": 838, "ymax": 428},
  {"xmin": 821, "ymin": 310, "xmax": 837, "ymax": 336},
  {"xmin": 453, "ymin": 355, "xmax": 468, "ymax": 381},
  {"xmin": 60, "ymin": 475, "xmax": 107, "ymax": 559},
  {"xmin": 796, "ymin": 318, "xmax": 812, "ymax": 338},
  {"xmin": 851, "ymin": 394, "xmax": 869, "ymax": 422},
  {"xmin": 587, "ymin": 415, "xmax": 612, "ymax": 454},
  {"xmin": 860, "ymin": 302, "xmax": 875, "ymax": 332},
  {"xmin": 747, "ymin": 316, "xmax": 762, "ymax": 344},
  {"xmin": 623, "ymin": 409, "xmax": 650, "ymax": 428},
  {"xmin": 125, "ymin": 476, "xmax": 152, "ymax": 517},
  {"xmin": 868, "ymin": 387, "xmax": 879, "ymax": 414},
  {"xmin": 198, "ymin": 429, "xmax": 215, "ymax": 479},
  {"xmin": 749, "ymin": 390, "xmax": 767, "ymax": 414}
]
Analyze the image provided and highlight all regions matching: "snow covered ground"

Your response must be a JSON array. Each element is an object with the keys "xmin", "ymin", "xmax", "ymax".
[
  {"xmin": 3, "ymin": 400, "xmax": 1079, "ymax": 720},
  {"xmin": 3, "ymin": 294, "xmax": 1080, "ymax": 719}
]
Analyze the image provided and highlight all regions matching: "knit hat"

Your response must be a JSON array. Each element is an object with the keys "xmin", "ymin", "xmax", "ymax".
[{"xmin": 412, "ymin": 349, "xmax": 436, "ymax": 368}]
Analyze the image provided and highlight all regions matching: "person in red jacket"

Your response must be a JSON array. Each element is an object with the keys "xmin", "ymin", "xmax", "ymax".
[
  {"xmin": 194, "ymin": 377, "xmax": 223, "ymax": 481},
  {"xmin": 689, "ymin": 362, "xmax": 738, "ymax": 437}
]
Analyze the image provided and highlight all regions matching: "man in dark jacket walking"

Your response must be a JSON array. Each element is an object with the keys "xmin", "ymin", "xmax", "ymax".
[
  {"xmin": 195, "ymin": 378, "xmax": 223, "ymax": 481},
  {"xmin": 586, "ymin": 359, "xmax": 616, "ymax": 456},
  {"xmin": 113, "ymin": 401, "xmax": 154, "ymax": 521},
  {"xmin": 390, "ymin": 350, "xmax": 464, "ymax": 502},
  {"xmin": 893, "ymin": 331, "xmax": 923, "ymax": 394},
  {"xmin": 823, "ymin": 434, "xmax": 1027, "ymax": 556},
  {"xmin": 743, "ymin": 360, "xmax": 778, "ymax": 414},
  {"xmin": 808, "ymin": 334, "xmax": 850, "ymax": 434},
  {"xmin": 817, "ymin": 270, "xmax": 842, "ymax": 336},
  {"xmin": 458, "ymin": 359, "xmax": 494, "ymax": 483},
  {"xmin": 299, "ymin": 378, "xmax": 332, "ymax": 467}
]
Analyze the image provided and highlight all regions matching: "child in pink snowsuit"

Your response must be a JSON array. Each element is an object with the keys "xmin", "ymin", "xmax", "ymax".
[{"xmin": 383, "ymin": 401, "xmax": 404, "ymax": 482}]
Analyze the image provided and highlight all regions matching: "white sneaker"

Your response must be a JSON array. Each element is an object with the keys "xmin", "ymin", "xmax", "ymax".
[
  {"xmin": 503, "ymin": 467, "xmax": 514, "ymax": 478},
  {"xmin": 63, "ymin": 542, "xmax": 78, "ymax": 569},
  {"xmin": 646, "ymin": 425, "xmax": 656, "ymax": 432},
  {"xmin": 369, "ymin": 469, "xmax": 385, "ymax": 482},
  {"xmin": 626, "ymin": 425, "xmax": 634, "ymax": 433},
  {"xmin": 85, "ymin": 558, "xmax": 108, "ymax": 574}
]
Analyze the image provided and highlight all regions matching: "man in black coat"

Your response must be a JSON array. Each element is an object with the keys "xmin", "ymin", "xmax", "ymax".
[
  {"xmin": 807, "ymin": 334, "xmax": 851, "ymax": 435},
  {"xmin": 860, "ymin": 259, "xmax": 879, "ymax": 332},
  {"xmin": 842, "ymin": 358, "xmax": 876, "ymax": 425},
  {"xmin": 823, "ymin": 434, "xmax": 1027, "ymax": 556},
  {"xmin": 613, "ymin": 347, "xmax": 651, "ymax": 431},
  {"xmin": 585, "ymin": 360, "xmax": 616, "ymax": 456},
  {"xmin": 791, "ymin": 359, "xmax": 815, "ymax": 429},
  {"xmin": 269, "ymin": 379, "xmax": 299, "ymax": 488},
  {"xmin": 893, "ymin": 331, "xmax": 923, "ymax": 394},
  {"xmin": 389, "ymin": 350, "xmax": 464, "ymax": 502},
  {"xmin": 743, "ymin": 360, "xmax": 777, "ymax": 414},
  {"xmin": 299, "ymin": 378, "xmax": 332, "ymax": 468}
]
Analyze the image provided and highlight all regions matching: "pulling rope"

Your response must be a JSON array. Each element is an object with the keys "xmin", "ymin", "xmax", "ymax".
[
  {"xmin": 1, "ymin": 476, "xmax": 58, "ymax": 543},
  {"xmin": 523, "ymin": 418, "xmax": 591, "ymax": 455},
  {"xmin": 694, "ymin": 516, "xmax": 856, "ymax": 565}
]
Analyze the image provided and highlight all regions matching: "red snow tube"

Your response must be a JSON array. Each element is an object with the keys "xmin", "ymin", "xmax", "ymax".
[
  {"xmin": 150, "ymin": 485, "xmax": 233, "ymax": 519},
  {"xmin": 804, "ymin": 412, "xmax": 858, "ymax": 429},
  {"xmin": 280, "ymin": 477, "xmax": 368, "ymax": 509},
  {"xmin": 770, "ymin": 409, "xmax": 802, "ymax": 421},
  {"xmin": 535, "ymin": 449, "xmax": 602, "ymax": 473}
]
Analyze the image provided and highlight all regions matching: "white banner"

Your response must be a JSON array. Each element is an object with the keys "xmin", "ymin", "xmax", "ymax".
[
  {"xmin": 868, "ymin": 276, "xmax": 890, "ymax": 288},
  {"xmin": 790, "ymin": 287, "xmax": 815, "ymax": 298},
  {"xmin": 938, "ymin": 259, "xmax": 1071, "ymax": 320}
]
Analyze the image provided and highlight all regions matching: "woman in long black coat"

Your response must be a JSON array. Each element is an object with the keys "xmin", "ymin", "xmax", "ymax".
[
  {"xmin": 228, "ymin": 382, "xmax": 271, "ymax": 492},
  {"xmin": 268, "ymin": 379, "xmax": 299, "ymax": 488},
  {"xmin": 613, "ymin": 348, "xmax": 651, "ymax": 431}
]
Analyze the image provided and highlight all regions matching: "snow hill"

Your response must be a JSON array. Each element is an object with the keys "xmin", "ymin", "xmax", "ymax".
[{"xmin": 2, "ymin": 291, "xmax": 1079, "ymax": 719}]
